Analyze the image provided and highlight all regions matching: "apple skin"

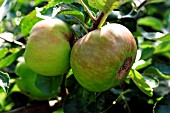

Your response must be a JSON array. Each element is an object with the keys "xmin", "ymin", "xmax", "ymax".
[
  {"xmin": 24, "ymin": 19, "xmax": 74, "ymax": 76},
  {"xmin": 15, "ymin": 61, "xmax": 63, "ymax": 100},
  {"xmin": 70, "ymin": 23, "xmax": 137, "ymax": 92}
]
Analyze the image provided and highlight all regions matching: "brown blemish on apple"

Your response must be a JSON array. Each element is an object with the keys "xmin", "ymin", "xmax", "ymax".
[{"xmin": 117, "ymin": 57, "xmax": 133, "ymax": 80}]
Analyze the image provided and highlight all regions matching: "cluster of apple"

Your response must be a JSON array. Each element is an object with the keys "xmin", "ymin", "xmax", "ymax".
[{"xmin": 16, "ymin": 18, "xmax": 137, "ymax": 100}]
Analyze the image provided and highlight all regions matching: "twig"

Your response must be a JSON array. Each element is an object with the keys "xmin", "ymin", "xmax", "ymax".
[
  {"xmin": 60, "ymin": 72, "xmax": 68, "ymax": 103},
  {"xmin": 3, "ymin": 101, "xmax": 53, "ymax": 113},
  {"xmin": 101, "ymin": 89, "xmax": 132, "ymax": 113},
  {"xmin": 137, "ymin": 0, "xmax": 149, "ymax": 10},
  {"xmin": 0, "ymin": 36, "xmax": 25, "ymax": 48},
  {"xmin": 88, "ymin": 11, "xmax": 104, "ymax": 31},
  {"xmin": 121, "ymin": 0, "xmax": 149, "ymax": 19},
  {"xmin": 80, "ymin": 0, "xmax": 96, "ymax": 22},
  {"xmin": 97, "ymin": 7, "xmax": 113, "ymax": 29}
]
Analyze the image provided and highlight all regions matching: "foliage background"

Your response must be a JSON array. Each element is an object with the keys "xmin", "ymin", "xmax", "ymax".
[{"xmin": 0, "ymin": 0, "xmax": 170, "ymax": 113}]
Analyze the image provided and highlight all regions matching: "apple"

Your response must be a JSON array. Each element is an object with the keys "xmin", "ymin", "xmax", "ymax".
[
  {"xmin": 24, "ymin": 19, "xmax": 74, "ymax": 76},
  {"xmin": 70, "ymin": 23, "xmax": 137, "ymax": 92}
]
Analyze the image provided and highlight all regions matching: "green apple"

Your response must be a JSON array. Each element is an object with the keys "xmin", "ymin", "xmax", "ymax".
[
  {"xmin": 15, "ymin": 61, "xmax": 63, "ymax": 100},
  {"xmin": 24, "ymin": 18, "xmax": 74, "ymax": 76},
  {"xmin": 70, "ymin": 23, "xmax": 137, "ymax": 92}
]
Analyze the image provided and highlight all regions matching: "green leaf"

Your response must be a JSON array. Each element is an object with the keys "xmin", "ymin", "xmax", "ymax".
[
  {"xmin": 57, "ymin": 9, "xmax": 85, "ymax": 22},
  {"xmin": 143, "ymin": 67, "xmax": 170, "ymax": 79},
  {"xmin": 129, "ymin": 69, "xmax": 153, "ymax": 97},
  {"xmin": 0, "ymin": 71, "xmax": 10, "ymax": 93},
  {"xmin": 141, "ymin": 32, "xmax": 164, "ymax": 40},
  {"xmin": 153, "ymin": 63, "xmax": 170, "ymax": 75},
  {"xmin": 64, "ymin": 76, "xmax": 98, "ymax": 113},
  {"xmin": 0, "ymin": 0, "xmax": 16, "ymax": 21},
  {"xmin": 134, "ymin": 60, "xmax": 152, "ymax": 70},
  {"xmin": 140, "ymin": 40, "xmax": 155, "ymax": 48},
  {"xmin": 0, "ymin": 49, "xmax": 24, "ymax": 69},
  {"xmin": 35, "ymin": 75, "xmax": 63, "ymax": 95},
  {"xmin": 140, "ymin": 47, "xmax": 155, "ymax": 60},
  {"xmin": 66, "ymin": 69, "xmax": 73, "ymax": 78},
  {"xmin": 143, "ymin": 75, "xmax": 159, "ymax": 88},
  {"xmin": 0, "ymin": 103, "xmax": 2, "ymax": 112},
  {"xmin": 153, "ymin": 93, "xmax": 170, "ymax": 113},
  {"xmin": 154, "ymin": 33, "xmax": 170, "ymax": 41},
  {"xmin": 53, "ymin": 108, "xmax": 64, "ymax": 113},
  {"xmin": 51, "ymin": 0, "xmax": 75, "ymax": 4},
  {"xmin": 154, "ymin": 40, "xmax": 170, "ymax": 54},
  {"xmin": 20, "ymin": 10, "xmax": 42, "ymax": 36},
  {"xmin": 159, "ymin": 52, "xmax": 170, "ymax": 59},
  {"xmin": 138, "ymin": 17, "xmax": 163, "ymax": 31},
  {"xmin": 48, "ymin": 0, "xmax": 76, "ymax": 8},
  {"xmin": 141, "ymin": 32, "xmax": 170, "ymax": 41},
  {"xmin": 0, "ymin": 48, "xmax": 8, "ymax": 60},
  {"xmin": 87, "ymin": 0, "xmax": 130, "ymax": 14},
  {"xmin": 148, "ymin": 0, "xmax": 166, "ymax": 3}
]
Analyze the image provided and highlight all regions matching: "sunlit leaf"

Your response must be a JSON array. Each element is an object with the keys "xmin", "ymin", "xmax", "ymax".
[
  {"xmin": 154, "ymin": 33, "xmax": 170, "ymax": 41},
  {"xmin": 48, "ymin": 0, "xmax": 77, "ymax": 8},
  {"xmin": 138, "ymin": 17, "xmax": 163, "ymax": 31},
  {"xmin": 154, "ymin": 40, "xmax": 170, "ymax": 54},
  {"xmin": 129, "ymin": 69, "xmax": 153, "ymax": 97},
  {"xmin": 20, "ymin": 10, "xmax": 42, "ymax": 36},
  {"xmin": 143, "ymin": 75, "xmax": 159, "ymax": 88},
  {"xmin": 87, "ymin": 0, "xmax": 130, "ymax": 14},
  {"xmin": 53, "ymin": 108, "xmax": 64, "ymax": 113},
  {"xmin": 134, "ymin": 60, "xmax": 152, "ymax": 70},
  {"xmin": 51, "ymin": 0, "xmax": 75, "ymax": 4},
  {"xmin": 0, "ymin": 48, "xmax": 8, "ymax": 60},
  {"xmin": 143, "ymin": 67, "xmax": 170, "ymax": 79},
  {"xmin": 0, "ymin": 71, "xmax": 10, "ymax": 93},
  {"xmin": 0, "ymin": 103, "xmax": 2, "ymax": 112},
  {"xmin": 141, "ymin": 32, "xmax": 170, "ymax": 41},
  {"xmin": 57, "ymin": 9, "xmax": 85, "ymax": 22},
  {"xmin": 148, "ymin": 0, "xmax": 166, "ymax": 3},
  {"xmin": 0, "ymin": 49, "xmax": 24, "ymax": 69},
  {"xmin": 141, "ymin": 32, "xmax": 164, "ymax": 40},
  {"xmin": 140, "ymin": 40, "xmax": 155, "ymax": 48},
  {"xmin": 66, "ymin": 69, "xmax": 73, "ymax": 78}
]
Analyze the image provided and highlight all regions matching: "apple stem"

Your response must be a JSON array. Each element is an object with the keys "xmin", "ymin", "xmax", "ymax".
[
  {"xmin": 88, "ymin": 8, "xmax": 112, "ymax": 31},
  {"xmin": 97, "ymin": 7, "xmax": 113, "ymax": 28},
  {"xmin": 88, "ymin": 11, "xmax": 104, "ymax": 31}
]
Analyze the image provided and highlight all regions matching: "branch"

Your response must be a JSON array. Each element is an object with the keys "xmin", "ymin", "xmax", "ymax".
[
  {"xmin": 80, "ymin": 0, "xmax": 96, "ymax": 22},
  {"xmin": 137, "ymin": 0, "xmax": 149, "ymax": 10},
  {"xmin": 121, "ymin": 0, "xmax": 149, "ymax": 19},
  {"xmin": 3, "ymin": 101, "xmax": 55, "ymax": 113},
  {"xmin": 88, "ymin": 12, "xmax": 104, "ymax": 31},
  {"xmin": 0, "ymin": 36, "xmax": 25, "ymax": 48},
  {"xmin": 60, "ymin": 72, "xmax": 68, "ymax": 103}
]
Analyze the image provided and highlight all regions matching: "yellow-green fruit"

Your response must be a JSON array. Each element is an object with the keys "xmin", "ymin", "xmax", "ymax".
[
  {"xmin": 15, "ymin": 61, "xmax": 63, "ymax": 100},
  {"xmin": 70, "ymin": 23, "xmax": 137, "ymax": 92},
  {"xmin": 24, "ymin": 19, "xmax": 73, "ymax": 76}
]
